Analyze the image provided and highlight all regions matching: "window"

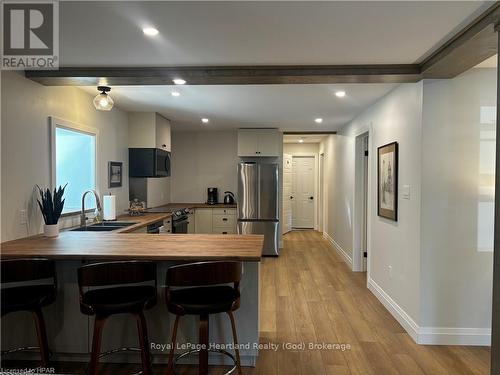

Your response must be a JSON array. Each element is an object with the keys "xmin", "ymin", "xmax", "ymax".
[{"xmin": 51, "ymin": 117, "xmax": 97, "ymax": 214}]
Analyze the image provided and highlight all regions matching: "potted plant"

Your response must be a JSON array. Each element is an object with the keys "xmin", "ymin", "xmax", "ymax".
[{"xmin": 36, "ymin": 184, "xmax": 67, "ymax": 237}]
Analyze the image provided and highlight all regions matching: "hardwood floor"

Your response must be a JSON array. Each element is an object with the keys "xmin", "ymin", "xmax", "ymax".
[{"xmin": 2, "ymin": 230, "xmax": 491, "ymax": 374}]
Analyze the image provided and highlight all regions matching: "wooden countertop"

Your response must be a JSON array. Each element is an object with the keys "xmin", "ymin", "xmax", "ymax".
[
  {"xmin": 112, "ymin": 213, "xmax": 172, "ymax": 233},
  {"xmin": 153, "ymin": 203, "xmax": 237, "ymax": 209},
  {"xmin": 0, "ymin": 232, "xmax": 264, "ymax": 261}
]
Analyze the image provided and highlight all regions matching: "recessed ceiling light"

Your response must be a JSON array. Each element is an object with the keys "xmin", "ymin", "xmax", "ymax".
[
  {"xmin": 171, "ymin": 91, "xmax": 180, "ymax": 97},
  {"xmin": 298, "ymin": 139, "xmax": 304, "ymax": 143},
  {"xmin": 335, "ymin": 91, "xmax": 346, "ymax": 98},
  {"xmin": 173, "ymin": 78, "xmax": 186, "ymax": 85},
  {"xmin": 142, "ymin": 27, "xmax": 159, "ymax": 36},
  {"xmin": 201, "ymin": 118, "xmax": 209, "ymax": 124},
  {"xmin": 314, "ymin": 118, "xmax": 323, "ymax": 124}
]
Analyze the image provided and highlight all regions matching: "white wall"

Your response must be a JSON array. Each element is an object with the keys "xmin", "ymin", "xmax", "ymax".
[
  {"xmin": 283, "ymin": 143, "xmax": 319, "ymax": 155},
  {"xmin": 323, "ymin": 83, "xmax": 424, "ymax": 325},
  {"xmin": 1, "ymin": 71, "xmax": 129, "ymax": 241},
  {"xmin": 420, "ymin": 68, "xmax": 495, "ymax": 332},
  {"xmin": 322, "ymin": 71, "xmax": 495, "ymax": 345},
  {"xmin": 170, "ymin": 131, "xmax": 238, "ymax": 203}
]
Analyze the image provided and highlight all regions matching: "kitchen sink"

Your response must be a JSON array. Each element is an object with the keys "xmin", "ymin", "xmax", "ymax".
[{"xmin": 70, "ymin": 221, "xmax": 137, "ymax": 232}]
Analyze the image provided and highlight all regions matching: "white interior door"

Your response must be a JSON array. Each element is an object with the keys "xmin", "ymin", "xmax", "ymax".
[
  {"xmin": 283, "ymin": 153, "xmax": 293, "ymax": 234},
  {"xmin": 362, "ymin": 136, "xmax": 369, "ymax": 271},
  {"xmin": 292, "ymin": 156, "xmax": 315, "ymax": 228}
]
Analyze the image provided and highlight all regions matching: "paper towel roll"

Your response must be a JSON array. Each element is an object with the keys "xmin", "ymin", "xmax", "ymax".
[{"xmin": 103, "ymin": 195, "xmax": 116, "ymax": 220}]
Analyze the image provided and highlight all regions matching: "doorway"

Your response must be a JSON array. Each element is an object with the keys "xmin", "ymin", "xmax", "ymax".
[
  {"xmin": 292, "ymin": 156, "xmax": 315, "ymax": 229},
  {"xmin": 318, "ymin": 153, "xmax": 325, "ymax": 233},
  {"xmin": 282, "ymin": 153, "xmax": 293, "ymax": 234},
  {"xmin": 353, "ymin": 131, "xmax": 370, "ymax": 272}
]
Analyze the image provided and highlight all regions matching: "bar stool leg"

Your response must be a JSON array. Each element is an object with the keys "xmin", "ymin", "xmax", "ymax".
[
  {"xmin": 89, "ymin": 315, "xmax": 107, "ymax": 375},
  {"xmin": 135, "ymin": 312, "xmax": 152, "ymax": 375},
  {"xmin": 227, "ymin": 312, "xmax": 242, "ymax": 375},
  {"xmin": 166, "ymin": 315, "xmax": 180, "ymax": 375},
  {"xmin": 199, "ymin": 314, "xmax": 209, "ymax": 375},
  {"xmin": 32, "ymin": 308, "xmax": 50, "ymax": 368}
]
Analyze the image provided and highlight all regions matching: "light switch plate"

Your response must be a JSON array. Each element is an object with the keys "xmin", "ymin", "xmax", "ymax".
[
  {"xmin": 19, "ymin": 209, "xmax": 27, "ymax": 224},
  {"xmin": 402, "ymin": 185, "xmax": 410, "ymax": 200}
]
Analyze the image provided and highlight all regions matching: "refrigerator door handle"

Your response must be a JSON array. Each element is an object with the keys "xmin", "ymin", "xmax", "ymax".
[{"xmin": 257, "ymin": 164, "xmax": 261, "ymax": 218}]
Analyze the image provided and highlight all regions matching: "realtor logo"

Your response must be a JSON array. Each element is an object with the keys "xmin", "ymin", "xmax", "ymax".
[{"xmin": 2, "ymin": 1, "xmax": 59, "ymax": 69}]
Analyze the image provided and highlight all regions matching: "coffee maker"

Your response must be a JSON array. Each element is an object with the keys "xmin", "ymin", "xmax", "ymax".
[{"xmin": 207, "ymin": 188, "xmax": 218, "ymax": 205}]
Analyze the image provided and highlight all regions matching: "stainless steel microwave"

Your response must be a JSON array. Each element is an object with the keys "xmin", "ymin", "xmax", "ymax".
[{"xmin": 129, "ymin": 148, "xmax": 171, "ymax": 177}]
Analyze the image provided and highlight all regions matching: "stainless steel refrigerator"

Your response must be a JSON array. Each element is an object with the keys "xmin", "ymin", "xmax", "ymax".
[{"xmin": 237, "ymin": 162, "xmax": 279, "ymax": 256}]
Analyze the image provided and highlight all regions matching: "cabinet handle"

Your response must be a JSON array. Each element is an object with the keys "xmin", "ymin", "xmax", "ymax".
[
  {"xmin": 223, "ymin": 218, "xmax": 228, "ymax": 221},
  {"xmin": 223, "ymin": 232, "xmax": 228, "ymax": 234}
]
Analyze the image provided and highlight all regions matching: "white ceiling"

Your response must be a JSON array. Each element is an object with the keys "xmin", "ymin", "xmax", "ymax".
[
  {"xmin": 73, "ymin": 1, "xmax": 493, "ymax": 132},
  {"xmin": 284, "ymin": 134, "xmax": 328, "ymax": 144},
  {"xmin": 80, "ymin": 83, "xmax": 398, "ymax": 131},
  {"xmin": 60, "ymin": 1, "xmax": 492, "ymax": 66}
]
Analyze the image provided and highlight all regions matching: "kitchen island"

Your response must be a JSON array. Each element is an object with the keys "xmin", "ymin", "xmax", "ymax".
[{"xmin": 1, "ymin": 222, "xmax": 263, "ymax": 367}]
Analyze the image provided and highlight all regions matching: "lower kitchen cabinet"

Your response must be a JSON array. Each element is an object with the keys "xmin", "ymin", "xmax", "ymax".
[
  {"xmin": 194, "ymin": 207, "xmax": 236, "ymax": 234},
  {"xmin": 195, "ymin": 208, "xmax": 213, "ymax": 234},
  {"xmin": 187, "ymin": 210, "xmax": 195, "ymax": 234}
]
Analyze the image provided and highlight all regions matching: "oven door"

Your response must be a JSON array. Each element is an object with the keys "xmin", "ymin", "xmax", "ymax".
[{"xmin": 172, "ymin": 218, "xmax": 188, "ymax": 234}]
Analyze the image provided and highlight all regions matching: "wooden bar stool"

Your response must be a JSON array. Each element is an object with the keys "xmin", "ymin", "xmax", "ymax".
[
  {"xmin": 78, "ymin": 261, "xmax": 157, "ymax": 375},
  {"xmin": 1, "ymin": 258, "xmax": 56, "ymax": 368},
  {"xmin": 165, "ymin": 261, "xmax": 243, "ymax": 375}
]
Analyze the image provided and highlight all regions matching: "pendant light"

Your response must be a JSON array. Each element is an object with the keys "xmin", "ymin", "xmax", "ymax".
[{"xmin": 93, "ymin": 86, "xmax": 114, "ymax": 111}]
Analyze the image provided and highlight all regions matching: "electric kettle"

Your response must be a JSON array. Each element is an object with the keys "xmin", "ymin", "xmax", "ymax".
[{"xmin": 223, "ymin": 191, "xmax": 235, "ymax": 205}]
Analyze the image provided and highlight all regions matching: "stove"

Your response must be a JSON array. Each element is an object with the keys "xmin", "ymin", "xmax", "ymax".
[{"xmin": 146, "ymin": 207, "xmax": 190, "ymax": 233}]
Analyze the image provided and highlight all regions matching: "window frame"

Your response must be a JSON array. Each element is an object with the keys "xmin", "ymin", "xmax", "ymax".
[{"xmin": 49, "ymin": 116, "xmax": 99, "ymax": 216}]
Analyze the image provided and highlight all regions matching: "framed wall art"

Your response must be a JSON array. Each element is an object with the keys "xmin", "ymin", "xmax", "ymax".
[
  {"xmin": 377, "ymin": 142, "xmax": 398, "ymax": 221},
  {"xmin": 108, "ymin": 161, "xmax": 123, "ymax": 188}
]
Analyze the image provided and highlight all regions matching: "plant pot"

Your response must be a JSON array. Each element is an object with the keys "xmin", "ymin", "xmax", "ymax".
[{"xmin": 44, "ymin": 224, "xmax": 59, "ymax": 238}]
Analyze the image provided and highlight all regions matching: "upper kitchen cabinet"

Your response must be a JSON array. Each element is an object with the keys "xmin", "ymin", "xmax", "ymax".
[
  {"xmin": 128, "ymin": 112, "xmax": 171, "ymax": 151},
  {"xmin": 237, "ymin": 129, "xmax": 281, "ymax": 157}
]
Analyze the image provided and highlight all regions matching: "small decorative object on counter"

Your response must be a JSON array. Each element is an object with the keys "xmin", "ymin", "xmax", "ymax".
[
  {"xmin": 36, "ymin": 183, "xmax": 67, "ymax": 237},
  {"xmin": 128, "ymin": 199, "xmax": 145, "ymax": 216}
]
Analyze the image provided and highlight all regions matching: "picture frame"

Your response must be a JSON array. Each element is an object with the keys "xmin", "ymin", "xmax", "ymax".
[
  {"xmin": 108, "ymin": 161, "xmax": 123, "ymax": 188},
  {"xmin": 377, "ymin": 142, "xmax": 398, "ymax": 221}
]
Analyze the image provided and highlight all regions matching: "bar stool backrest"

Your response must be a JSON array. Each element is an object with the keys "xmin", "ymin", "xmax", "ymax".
[
  {"xmin": 78, "ymin": 261, "xmax": 157, "ymax": 295},
  {"xmin": 166, "ymin": 261, "xmax": 242, "ymax": 289},
  {"xmin": 1, "ymin": 258, "xmax": 56, "ymax": 284}
]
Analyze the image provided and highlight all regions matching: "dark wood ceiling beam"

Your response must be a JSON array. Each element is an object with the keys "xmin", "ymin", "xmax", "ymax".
[
  {"xmin": 421, "ymin": 3, "xmax": 500, "ymax": 78},
  {"xmin": 25, "ymin": 65, "xmax": 422, "ymax": 86},
  {"xmin": 283, "ymin": 131, "xmax": 337, "ymax": 135}
]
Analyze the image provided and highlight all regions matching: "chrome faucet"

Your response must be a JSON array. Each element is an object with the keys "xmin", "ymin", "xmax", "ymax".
[{"xmin": 81, "ymin": 190, "xmax": 103, "ymax": 226}]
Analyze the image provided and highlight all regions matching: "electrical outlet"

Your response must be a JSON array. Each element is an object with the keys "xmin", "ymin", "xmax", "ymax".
[
  {"xmin": 388, "ymin": 265, "xmax": 393, "ymax": 279},
  {"xmin": 19, "ymin": 209, "xmax": 27, "ymax": 224}
]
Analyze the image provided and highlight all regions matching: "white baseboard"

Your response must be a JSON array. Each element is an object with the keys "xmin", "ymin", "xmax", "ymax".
[
  {"xmin": 367, "ymin": 277, "xmax": 419, "ymax": 342},
  {"xmin": 418, "ymin": 327, "xmax": 491, "ymax": 346},
  {"xmin": 323, "ymin": 232, "xmax": 353, "ymax": 267},
  {"xmin": 367, "ymin": 277, "xmax": 491, "ymax": 346}
]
